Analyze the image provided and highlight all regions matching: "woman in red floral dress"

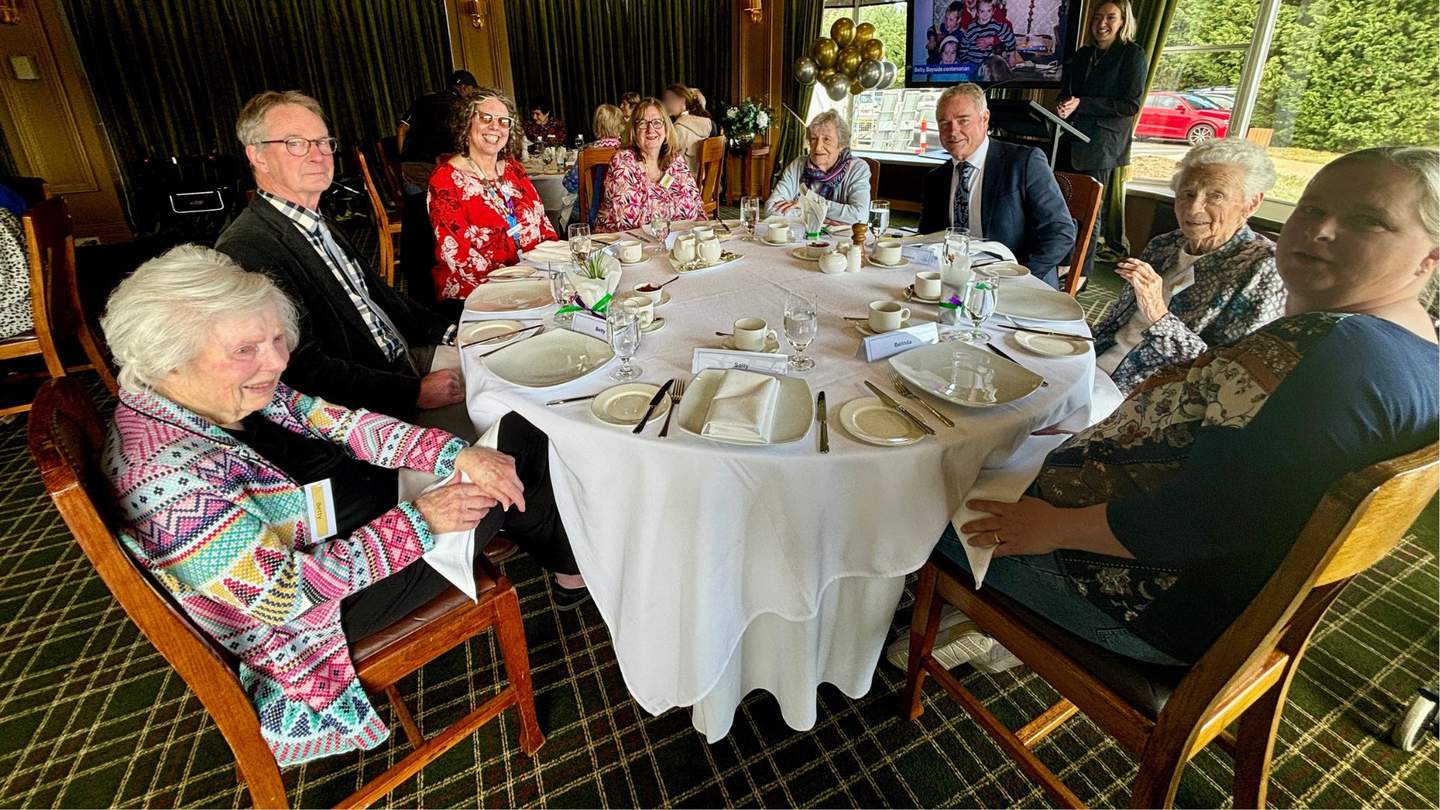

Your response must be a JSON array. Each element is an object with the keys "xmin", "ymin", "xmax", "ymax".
[
  {"xmin": 428, "ymin": 88, "xmax": 558, "ymax": 300},
  {"xmin": 596, "ymin": 98, "xmax": 704, "ymax": 233}
]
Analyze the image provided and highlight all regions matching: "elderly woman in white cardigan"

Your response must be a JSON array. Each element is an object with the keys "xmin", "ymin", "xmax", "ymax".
[{"xmin": 765, "ymin": 111, "xmax": 872, "ymax": 225}]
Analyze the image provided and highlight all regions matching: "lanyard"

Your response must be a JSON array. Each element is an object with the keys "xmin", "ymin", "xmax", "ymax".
[{"xmin": 467, "ymin": 157, "xmax": 524, "ymax": 253}]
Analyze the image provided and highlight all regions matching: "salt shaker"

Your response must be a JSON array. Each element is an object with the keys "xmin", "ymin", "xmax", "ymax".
[{"xmin": 848, "ymin": 223, "xmax": 867, "ymax": 272}]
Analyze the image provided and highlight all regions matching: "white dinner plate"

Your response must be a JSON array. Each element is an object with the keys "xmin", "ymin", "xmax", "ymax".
[
  {"xmin": 838, "ymin": 397, "xmax": 924, "ymax": 446},
  {"xmin": 670, "ymin": 251, "xmax": 741, "ymax": 275},
  {"xmin": 675, "ymin": 369, "xmax": 814, "ymax": 445},
  {"xmin": 994, "ymin": 286, "xmax": 1086, "ymax": 322},
  {"xmin": 458, "ymin": 320, "xmax": 527, "ymax": 348},
  {"xmin": 590, "ymin": 383, "xmax": 671, "ymax": 426},
  {"xmin": 464, "ymin": 278, "xmax": 553, "ymax": 315},
  {"xmin": 1013, "ymin": 330, "xmax": 1089, "ymax": 357},
  {"xmin": 889, "ymin": 341, "xmax": 1045, "ymax": 408},
  {"xmin": 483, "ymin": 329, "xmax": 614, "ymax": 388},
  {"xmin": 981, "ymin": 260, "xmax": 1030, "ymax": 278},
  {"xmin": 720, "ymin": 334, "xmax": 781, "ymax": 353}
]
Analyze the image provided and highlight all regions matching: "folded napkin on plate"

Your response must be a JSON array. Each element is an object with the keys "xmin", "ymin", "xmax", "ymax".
[
  {"xmin": 800, "ymin": 188, "xmax": 828, "ymax": 235},
  {"xmin": 701, "ymin": 369, "xmax": 781, "ymax": 444},
  {"xmin": 524, "ymin": 239, "xmax": 573, "ymax": 265}
]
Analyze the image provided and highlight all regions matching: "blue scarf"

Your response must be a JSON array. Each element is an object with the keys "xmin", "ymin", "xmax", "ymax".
[{"xmin": 801, "ymin": 150, "xmax": 853, "ymax": 203}]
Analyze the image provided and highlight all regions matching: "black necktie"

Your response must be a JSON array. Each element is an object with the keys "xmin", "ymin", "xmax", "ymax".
[{"xmin": 952, "ymin": 161, "xmax": 976, "ymax": 231}]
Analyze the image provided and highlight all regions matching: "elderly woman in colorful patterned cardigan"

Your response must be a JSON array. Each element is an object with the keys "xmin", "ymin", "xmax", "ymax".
[
  {"xmin": 765, "ymin": 110, "xmax": 872, "ymax": 226},
  {"xmin": 100, "ymin": 245, "xmax": 586, "ymax": 767},
  {"xmin": 1091, "ymin": 138, "xmax": 1286, "ymax": 393}
]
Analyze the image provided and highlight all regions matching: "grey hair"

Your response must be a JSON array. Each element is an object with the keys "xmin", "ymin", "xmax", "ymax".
[
  {"xmin": 1170, "ymin": 138, "xmax": 1277, "ymax": 199},
  {"xmin": 236, "ymin": 90, "xmax": 326, "ymax": 146},
  {"xmin": 807, "ymin": 110, "xmax": 851, "ymax": 149},
  {"xmin": 101, "ymin": 245, "xmax": 299, "ymax": 393},
  {"xmin": 937, "ymin": 82, "xmax": 988, "ymax": 116},
  {"xmin": 1331, "ymin": 146, "xmax": 1440, "ymax": 244}
]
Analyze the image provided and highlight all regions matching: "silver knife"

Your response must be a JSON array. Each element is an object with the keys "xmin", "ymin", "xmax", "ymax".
[
  {"xmin": 864, "ymin": 380, "xmax": 935, "ymax": 435},
  {"xmin": 459, "ymin": 322, "xmax": 543, "ymax": 348},
  {"xmin": 816, "ymin": 391, "xmax": 829, "ymax": 453},
  {"xmin": 633, "ymin": 378, "xmax": 674, "ymax": 434}
]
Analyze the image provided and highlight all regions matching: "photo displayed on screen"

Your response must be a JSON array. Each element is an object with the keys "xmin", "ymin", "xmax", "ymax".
[{"xmin": 907, "ymin": 0, "xmax": 1074, "ymax": 87}]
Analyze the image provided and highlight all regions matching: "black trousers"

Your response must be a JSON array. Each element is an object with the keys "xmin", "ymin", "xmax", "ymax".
[
  {"xmin": 340, "ymin": 413, "xmax": 577, "ymax": 642},
  {"xmin": 1057, "ymin": 147, "xmax": 1115, "ymax": 280}
]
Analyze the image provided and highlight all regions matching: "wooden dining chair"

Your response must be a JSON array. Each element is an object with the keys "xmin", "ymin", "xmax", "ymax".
[
  {"xmin": 374, "ymin": 136, "xmax": 407, "ymax": 206},
  {"xmin": 353, "ymin": 146, "xmax": 402, "ymax": 287},
  {"xmin": 28, "ymin": 377, "xmax": 545, "ymax": 809},
  {"xmin": 0, "ymin": 175, "xmax": 51, "ymax": 206},
  {"xmin": 860, "ymin": 155, "xmax": 881, "ymax": 202},
  {"xmin": 902, "ymin": 440, "xmax": 1440, "ymax": 808},
  {"xmin": 696, "ymin": 136, "xmax": 727, "ymax": 217},
  {"xmin": 1054, "ymin": 171, "xmax": 1103, "ymax": 297},
  {"xmin": 577, "ymin": 146, "xmax": 617, "ymax": 228}
]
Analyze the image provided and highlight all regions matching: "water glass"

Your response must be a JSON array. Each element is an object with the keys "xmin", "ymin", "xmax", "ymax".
[
  {"xmin": 959, "ymin": 270, "xmax": 998, "ymax": 344},
  {"xmin": 568, "ymin": 223, "xmax": 592, "ymax": 265},
  {"xmin": 943, "ymin": 227, "xmax": 970, "ymax": 268},
  {"xmin": 548, "ymin": 262, "xmax": 578, "ymax": 326},
  {"xmin": 783, "ymin": 292, "xmax": 819, "ymax": 372},
  {"xmin": 868, "ymin": 200, "xmax": 891, "ymax": 242},
  {"xmin": 739, "ymin": 197, "xmax": 761, "ymax": 241},
  {"xmin": 644, "ymin": 216, "xmax": 671, "ymax": 255},
  {"xmin": 607, "ymin": 303, "xmax": 643, "ymax": 381}
]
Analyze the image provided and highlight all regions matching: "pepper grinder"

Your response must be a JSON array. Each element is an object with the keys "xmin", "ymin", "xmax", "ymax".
[{"xmin": 848, "ymin": 223, "xmax": 867, "ymax": 272}]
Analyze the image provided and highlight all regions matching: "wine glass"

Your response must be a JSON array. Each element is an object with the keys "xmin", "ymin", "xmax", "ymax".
[
  {"xmin": 868, "ymin": 200, "xmax": 891, "ymax": 243},
  {"xmin": 644, "ymin": 215, "xmax": 671, "ymax": 255},
  {"xmin": 568, "ymin": 223, "xmax": 592, "ymax": 265},
  {"xmin": 739, "ymin": 196, "xmax": 761, "ymax": 241},
  {"xmin": 783, "ymin": 292, "xmax": 819, "ymax": 372},
  {"xmin": 959, "ymin": 270, "xmax": 998, "ymax": 344},
  {"xmin": 607, "ymin": 303, "xmax": 643, "ymax": 381},
  {"xmin": 548, "ymin": 261, "xmax": 577, "ymax": 326}
]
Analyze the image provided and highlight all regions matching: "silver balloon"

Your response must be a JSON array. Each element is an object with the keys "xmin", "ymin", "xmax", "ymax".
[
  {"xmin": 793, "ymin": 56, "xmax": 819, "ymax": 85},
  {"xmin": 856, "ymin": 58, "xmax": 883, "ymax": 89},
  {"xmin": 876, "ymin": 60, "xmax": 898, "ymax": 90},
  {"xmin": 823, "ymin": 72, "xmax": 850, "ymax": 101}
]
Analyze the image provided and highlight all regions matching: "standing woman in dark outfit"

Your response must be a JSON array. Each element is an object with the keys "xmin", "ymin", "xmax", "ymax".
[{"xmin": 1055, "ymin": 0, "xmax": 1148, "ymax": 282}]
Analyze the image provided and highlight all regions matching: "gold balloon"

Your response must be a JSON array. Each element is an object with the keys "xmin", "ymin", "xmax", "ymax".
[
  {"xmin": 812, "ymin": 37, "xmax": 838, "ymax": 68},
  {"xmin": 817, "ymin": 67, "xmax": 837, "ymax": 83},
  {"xmin": 862, "ymin": 38, "xmax": 885, "ymax": 62},
  {"xmin": 849, "ymin": 79, "xmax": 866, "ymax": 96},
  {"xmin": 830, "ymin": 17, "xmax": 855, "ymax": 48},
  {"xmin": 837, "ymin": 45, "xmax": 862, "ymax": 78},
  {"xmin": 854, "ymin": 22, "xmax": 876, "ymax": 44}
]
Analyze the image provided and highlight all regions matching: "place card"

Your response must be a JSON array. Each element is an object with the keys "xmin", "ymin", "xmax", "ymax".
[
  {"xmin": 860, "ymin": 321, "xmax": 940, "ymax": 362},
  {"xmin": 568, "ymin": 311, "xmax": 609, "ymax": 341},
  {"xmin": 691, "ymin": 347, "xmax": 792, "ymax": 376}
]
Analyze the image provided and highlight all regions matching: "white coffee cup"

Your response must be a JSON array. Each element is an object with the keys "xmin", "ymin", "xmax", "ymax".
[
  {"xmin": 616, "ymin": 239, "xmax": 642, "ymax": 263},
  {"xmin": 819, "ymin": 252, "xmax": 847, "ymax": 274},
  {"xmin": 733, "ymin": 317, "xmax": 777, "ymax": 351},
  {"xmin": 671, "ymin": 234, "xmax": 696, "ymax": 263},
  {"xmin": 697, "ymin": 236, "xmax": 722, "ymax": 264},
  {"xmin": 766, "ymin": 221, "xmax": 791, "ymax": 243},
  {"xmin": 873, "ymin": 239, "xmax": 904, "ymax": 265},
  {"xmin": 691, "ymin": 225, "xmax": 715, "ymax": 242},
  {"xmin": 914, "ymin": 271, "xmax": 943, "ymax": 300},
  {"xmin": 621, "ymin": 296, "xmax": 655, "ymax": 328},
  {"xmin": 868, "ymin": 301, "xmax": 911, "ymax": 333}
]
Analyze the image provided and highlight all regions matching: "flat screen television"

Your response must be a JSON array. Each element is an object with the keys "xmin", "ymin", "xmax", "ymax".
[{"xmin": 905, "ymin": 0, "xmax": 1082, "ymax": 88}]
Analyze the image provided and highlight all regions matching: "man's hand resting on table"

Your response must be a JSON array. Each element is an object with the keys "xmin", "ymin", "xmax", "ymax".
[{"xmin": 417, "ymin": 368, "xmax": 464, "ymax": 409}]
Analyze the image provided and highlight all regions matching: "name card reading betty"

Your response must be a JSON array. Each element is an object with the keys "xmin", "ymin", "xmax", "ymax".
[
  {"xmin": 691, "ymin": 347, "xmax": 792, "ymax": 376},
  {"xmin": 860, "ymin": 321, "xmax": 940, "ymax": 362},
  {"xmin": 568, "ymin": 311, "xmax": 609, "ymax": 341}
]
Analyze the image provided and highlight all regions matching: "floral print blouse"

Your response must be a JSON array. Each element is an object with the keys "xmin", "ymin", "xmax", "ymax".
[
  {"xmin": 427, "ymin": 160, "xmax": 558, "ymax": 300},
  {"xmin": 595, "ymin": 148, "xmax": 705, "ymax": 233}
]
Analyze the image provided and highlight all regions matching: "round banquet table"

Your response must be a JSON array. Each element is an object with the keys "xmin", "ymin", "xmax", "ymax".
[{"xmin": 459, "ymin": 229, "xmax": 1121, "ymax": 740}]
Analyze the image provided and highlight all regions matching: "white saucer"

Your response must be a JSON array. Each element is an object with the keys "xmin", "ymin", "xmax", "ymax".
[
  {"xmin": 626, "ymin": 288, "xmax": 672, "ymax": 306},
  {"xmin": 617, "ymin": 256, "xmax": 649, "ymax": 266},
  {"xmin": 904, "ymin": 285, "xmax": 941, "ymax": 304},
  {"xmin": 855, "ymin": 318, "xmax": 913, "ymax": 337},
  {"xmin": 838, "ymin": 397, "xmax": 925, "ymax": 446},
  {"xmin": 642, "ymin": 316, "xmax": 667, "ymax": 334},
  {"xmin": 721, "ymin": 335, "xmax": 781, "ymax": 353},
  {"xmin": 590, "ymin": 382, "xmax": 672, "ymax": 426},
  {"xmin": 868, "ymin": 254, "xmax": 910, "ymax": 269},
  {"xmin": 1013, "ymin": 329, "xmax": 1089, "ymax": 357},
  {"xmin": 761, "ymin": 236, "xmax": 794, "ymax": 247}
]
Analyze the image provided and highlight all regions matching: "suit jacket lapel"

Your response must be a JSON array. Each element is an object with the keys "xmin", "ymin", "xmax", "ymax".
[{"xmin": 250, "ymin": 199, "xmax": 377, "ymax": 345}]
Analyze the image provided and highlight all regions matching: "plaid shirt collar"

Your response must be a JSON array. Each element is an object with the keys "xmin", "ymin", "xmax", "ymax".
[{"xmin": 258, "ymin": 190, "xmax": 326, "ymax": 235}]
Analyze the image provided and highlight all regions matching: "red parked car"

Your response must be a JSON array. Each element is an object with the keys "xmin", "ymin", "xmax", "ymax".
[{"xmin": 1134, "ymin": 92, "xmax": 1232, "ymax": 145}]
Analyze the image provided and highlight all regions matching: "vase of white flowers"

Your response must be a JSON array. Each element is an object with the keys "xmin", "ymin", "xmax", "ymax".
[
  {"xmin": 566, "ymin": 252, "xmax": 622, "ymax": 308},
  {"xmin": 722, "ymin": 98, "xmax": 773, "ymax": 153}
]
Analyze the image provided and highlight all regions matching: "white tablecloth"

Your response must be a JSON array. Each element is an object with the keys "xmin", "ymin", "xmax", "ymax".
[{"xmin": 459, "ymin": 231, "xmax": 1120, "ymax": 740}]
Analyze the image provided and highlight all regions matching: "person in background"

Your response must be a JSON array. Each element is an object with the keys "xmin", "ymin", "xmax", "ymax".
[
  {"xmin": 963, "ymin": 0, "xmax": 1021, "ymax": 68},
  {"xmin": 1056, "ymin": 0, "xmax": 1148, "ymax": 284},
  {"xmin": 927, "ymin": 1, "xmax": 966, "ymax": 64},
  {"xmin": 521, "ymin": 97, "xmax": 566, "ymax": 149},
  {"xmin": 596, "ymin": 97, "xmax": 704, "ymax": 232},
  {"xmin": 0, "ymin": 208, "xmax": 31, "ymax": 339},
  {"xmin": 661, "ymin": 83, "xmax": 713, "ymax": 176},
  {"xmin": 918, "ymin": 83, "xmax": 1075, "ymax": 287},
  {"xmin": 428, "ymin": 88, "xmax": 558, "ymax": 299},
  {"xmin": 691, "ymin": 88, "xmax": 720, "ymax": 136},
  {"xmin": 1092, "ymin": 139, "xmax": 1285, "ymax": 393},
  {"xmin": 563, "ymin": 104, "xmax": 627, "ymax": 227},
  {"xmin": 765, "ymin": 110, "xmax": 872, "ymax": 225},
  {"xmin": 397, "ymin": 69, "xmax": 479, "ymax": 192},
  {"xmin": 618, "ymin": 91, "xmax": 641, "ymax": 120}
]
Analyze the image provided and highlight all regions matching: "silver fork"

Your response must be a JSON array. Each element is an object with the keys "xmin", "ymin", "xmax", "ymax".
[
  {"xmin": 892, "ymin": 373, "xmax": 954, "ymax": 428},
  {"xmin": 659, "ymin": 378, "xmax": 687, "ymax": 437}
]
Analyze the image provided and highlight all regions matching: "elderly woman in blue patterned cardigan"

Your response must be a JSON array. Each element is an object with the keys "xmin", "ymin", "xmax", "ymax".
[{"xmin": 1092, "ymin": 139, "xmax": 1285, "ymax": 393}]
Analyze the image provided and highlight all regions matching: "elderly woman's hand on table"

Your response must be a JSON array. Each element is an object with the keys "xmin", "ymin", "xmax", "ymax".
[
  {"xmin": 1115, "ymin": 257, "xmax": 1170, "ymax": 323},
  {"xmin": 454, "ymin": 446, "xmax": 527, "ymax": 512},
  {"xmin": 772, "ymin": 199, "xmax": 800, "ymax": 215}
]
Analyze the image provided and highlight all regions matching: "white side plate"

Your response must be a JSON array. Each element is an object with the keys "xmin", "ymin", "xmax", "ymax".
[{"xmin": 838, "ymin": 397, "xmax": 924, "ymax": 446}]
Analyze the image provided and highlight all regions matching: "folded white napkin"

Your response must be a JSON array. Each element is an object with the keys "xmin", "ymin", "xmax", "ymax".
[
  {"xmin": 419, "ymin": 471, "xmax": 479, "ymax": 601},
  {"xmin": 800, "ymin": 188, "xmax": 828, "ymax": 235},
  {"xmin": 950, "ymin": 435, "xmax": 1067, "ymax": 587},
  {"xmin": 701, "ymin": 369, "xmax": 781, "ymax": 444},
  {"xmin": 524, "ymin": 239, "xmax": 573, "ymax": 265}
]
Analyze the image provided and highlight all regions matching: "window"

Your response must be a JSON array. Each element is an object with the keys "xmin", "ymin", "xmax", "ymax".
[{"xmin": 1131, "ymin": 0, "xmax": 1440, "ymax": 203}]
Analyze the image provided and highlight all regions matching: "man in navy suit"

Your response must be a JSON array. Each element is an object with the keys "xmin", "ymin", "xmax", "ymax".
[{"xmin": 918, "ymin": 83, "xmax": 1076, "ymax": 288}]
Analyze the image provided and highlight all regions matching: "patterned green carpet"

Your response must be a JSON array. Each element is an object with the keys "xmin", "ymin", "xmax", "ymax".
[{"xmin": 0, "ymin": 282, "xmax": 1435, "ymax": 808}]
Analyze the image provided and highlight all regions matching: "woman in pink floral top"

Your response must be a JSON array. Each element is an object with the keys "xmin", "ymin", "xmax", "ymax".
[
  {"xmin": 596, "ymin": 98, "xmax": 704, "ymax": 233},
  {"xmin": 428, "ymin": 88, "xmax": 558, "ymax": 300}
]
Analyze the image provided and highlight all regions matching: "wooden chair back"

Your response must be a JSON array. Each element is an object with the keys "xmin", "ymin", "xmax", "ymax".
[
  {"xmin": 860, "ymin": 156, "xmax": 881, "ymax": 202},
  {"xmin": 353, "ymin": 146, "xmax": 401, "ymax": 287},
  {"xmin": 696, "ymin": 136, "xmax": 726, "ymax": 216},
  {"xmin": 0, "ymin": 175, "xmax": 51, "ymax": 207},
  {"xmin": 1054, "ymin": 171, "xmax": 1103, "ymax": 297},
  {"xmin": 23, "ymin": 198, "xmax": 118, "ymax": 393},
  {"xmin": 374, "ymin": 136, "xmax": 407, "ymax": 204},
  {"xmin": 577, "ymin": 146, "xmax": 617, "ymax": 228}
]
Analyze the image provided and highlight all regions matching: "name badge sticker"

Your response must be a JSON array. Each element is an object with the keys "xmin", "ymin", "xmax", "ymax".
[
  {"xmin": 302, "ymin": 478, "xmax": 338, "ymax": 541},
  {"xmin": 568, "ymin": 311, "xmax": 610, "ymax": 341},
  {"xmin": 660, "ymin": 172, "xmax": 675, "ymax": 190},
  {"xmin": 506, "ymin": 222, "xmax": 523, "ymax": 239}
]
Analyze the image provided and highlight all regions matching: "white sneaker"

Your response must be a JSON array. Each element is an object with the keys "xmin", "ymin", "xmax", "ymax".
[
  {"xmin": 886, "ymin": 605, "xmax": 994, "ymax": 672},
  {"xmin": 970, "ymin": 641, "xmax": 1023, "ymax": 674}
]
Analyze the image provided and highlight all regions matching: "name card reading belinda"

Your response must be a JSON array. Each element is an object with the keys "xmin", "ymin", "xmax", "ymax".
[
  {"xmin": 691, "ymin": 347, "xmax": 792, "ymax": 376},
  {"xmin": 568, "ymin": 311, "xmax": 609, "ymax": 341},
  {"xmin": 860, "ymin": 321, "xmax": 940, "ymax": 362}
]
